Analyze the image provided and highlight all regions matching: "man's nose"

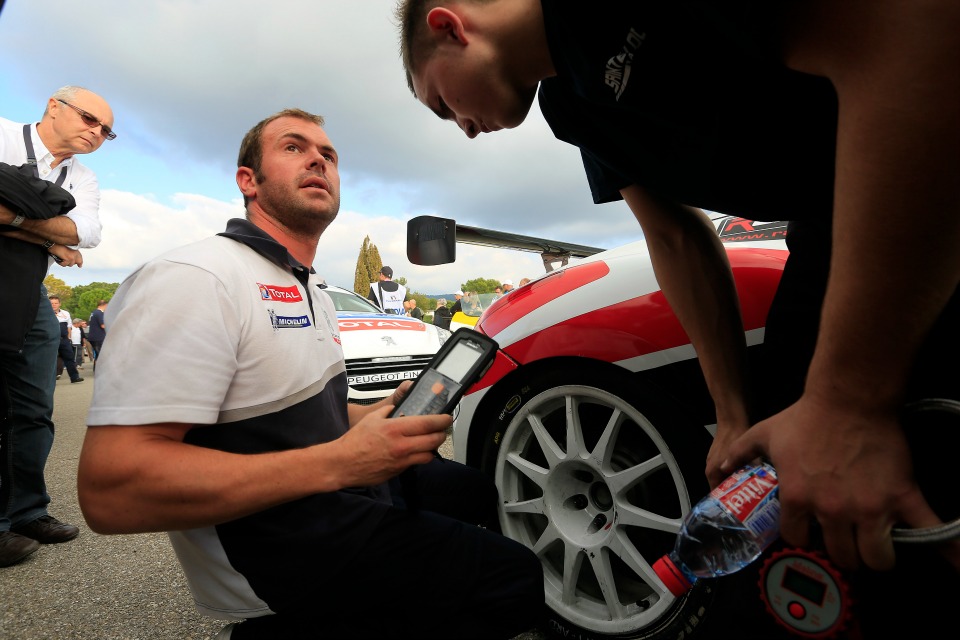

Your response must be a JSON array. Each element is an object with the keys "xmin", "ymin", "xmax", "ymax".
[
  {"xmin": 457, "ymin": 118, "xmax": 478, "ymax": 139},
  {"xmin": 307, "ymin": 151, "xmax": 329, "ymax": 170}
]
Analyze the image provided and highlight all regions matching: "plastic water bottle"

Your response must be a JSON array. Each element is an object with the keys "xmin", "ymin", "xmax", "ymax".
[{"xmin": 653, "ymin": 462, "xmax": 781, "ymax": 596}]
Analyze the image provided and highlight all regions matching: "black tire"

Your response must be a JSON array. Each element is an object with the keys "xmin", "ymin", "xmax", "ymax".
[{"xmin": 476, "ymin": 361, "xmax": 717, "ymax": 640}]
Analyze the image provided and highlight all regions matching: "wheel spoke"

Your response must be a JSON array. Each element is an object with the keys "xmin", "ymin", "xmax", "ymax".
[
  {"xmin": 506, "ymin": 451, "xmax": 549, "ymax": 490},
  {"xmin": 502, "ymin": 495, "xmax": 546, "ymax": 516},
  {"xmin": 528, "ymin": 411, "xmax": 565, "ymax": 468},
  {"xmin": 560, "ymin": 541, "xmax": 586, "ymax": 605},
  {"xmin": 566, "ymin": 395, "xmax": 587, "ymax": 458},
  {"xmin": 593, "ymin": 405, "xmax": 624, "ymax": 466},
  {"xmin": 531, "ymin": 519, "xmax": 564, "ymax": 556},
  {"xmin": 614, "ymin": 501, "xmax": 682, "ymax": 534},
  {"xmin": 604, "ymin": 453, "xmax": 665, "ymax": 494},
  {"xmin": 588, "ymin": 549, "xmax": 628, "ymax": 619},
  {"xmin": 609, "ymin": 528, "xmax": 668, "ymax": 588}
]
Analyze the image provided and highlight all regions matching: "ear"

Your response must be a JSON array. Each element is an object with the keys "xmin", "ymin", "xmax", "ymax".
[
  {"xmin": 236, "ymin": 167, "xmax": 257, "ymax": 199},
  {"xmin": 426, "ymin": 7, "xmax": 468, "ymax": 45}
]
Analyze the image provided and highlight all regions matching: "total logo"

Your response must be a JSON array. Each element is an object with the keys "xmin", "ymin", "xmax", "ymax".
[
  {"xmin": 338, "ymin": 319, "xmax": 425, "ymax": 332},
  {"xmin": 258, "ymin": 283, "xmax": 303, "ymax": 302}
]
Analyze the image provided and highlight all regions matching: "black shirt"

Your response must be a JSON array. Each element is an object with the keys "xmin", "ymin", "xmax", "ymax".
[{"xmin": 538, "ymin": 0, "xmax": 838, "ymax": 222}]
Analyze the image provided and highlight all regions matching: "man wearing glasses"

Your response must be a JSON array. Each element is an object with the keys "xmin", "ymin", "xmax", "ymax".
[{"xmin": 0, "ymin": 85, "xmax": 115, "ymax": 567}]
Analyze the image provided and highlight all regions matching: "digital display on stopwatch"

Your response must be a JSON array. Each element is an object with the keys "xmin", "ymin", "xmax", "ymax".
[
  {"xmin": 781, "ymin": 566, "xmax": 827, "ymax": 606},
  {"xmin": 761, "ymin": 548, "xmax": 851, "ymax": 637}
]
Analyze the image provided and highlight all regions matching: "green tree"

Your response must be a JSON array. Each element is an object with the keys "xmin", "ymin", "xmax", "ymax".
[
  {"xmin": 462, "ymin": 277, "xmax": 501, "ymax": 295},
  {"xmin": 69, "ymin": 282, "xmax": 119, "ymax": 319},
  {"xmin": 353, "ymin": 235, "xmax": 381, "ymax": 296},
  {"xmin": 43, "ymin": 275, "xmax": 73, "ymax": 308},
  {"xmin": 74, "ymin": 288, "xmax": 115, "ymax": 323},
  {"xmin": 369, "ymin": 245, "xmax": 383, "ymax": 279},
  {"xmin": 407, "ymin": 291, "xmax": 431, "ymax": 309}
]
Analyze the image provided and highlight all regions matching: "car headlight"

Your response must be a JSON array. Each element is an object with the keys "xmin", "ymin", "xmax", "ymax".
[{"xmin": 436, "ymin": 326, "xmax": 452, "ymax": 346}]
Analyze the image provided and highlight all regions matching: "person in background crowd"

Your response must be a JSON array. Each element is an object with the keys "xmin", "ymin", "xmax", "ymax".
[
  {"xmin": 500, "ymin": 279, "xmax": 514, "ymax": 294},
  {"xmin": 462, "ymin": 291, "xmax": 482, "ymax": 315},
  {"xmin": 86, "ymin": 299, "xmax": 107, "ymax": 364},
  {"xmin": 0, "ymin": 85, "xmax": 113, "ymax": 567},
  {"xmin": 367, "ymin": 265, "xmax": 407, "ymax": 314},
  {"xmin": 79, "ymin": 320, "xmax": 94, "ymax": 365},
  {"xmin": 518, "ymin": 277, "xmax": 531, "ymax": 287},
  {"xmin": 449, "ymin": 289, "xmax": 464, "ymax": 314},
  {"xmin": 432, "ymin": 297, "xmax": 452, "ymax": 330},
  {"xmin": 406, "ymin": 298, "xmax": 424, "ymax": 321},
  {"xmin": 49, "ymin": 295, "xmax": 82, "ymax": 384},
  {"xmin": 71, "ymin": 318, "xmax": 84, "ymax": 369},
  {"xmin": 78, "ymin": 108, "xmax": 543, "ymax": 639}
]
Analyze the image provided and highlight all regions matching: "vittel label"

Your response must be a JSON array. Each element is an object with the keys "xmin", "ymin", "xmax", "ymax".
[{"xmin": 712, "ymin": 465, "xmax": 779, "ymax": 524}]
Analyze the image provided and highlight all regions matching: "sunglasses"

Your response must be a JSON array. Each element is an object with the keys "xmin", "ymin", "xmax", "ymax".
[{"xmin": 57, "ymin": 99, "xmax": 117, "ymax": 140}]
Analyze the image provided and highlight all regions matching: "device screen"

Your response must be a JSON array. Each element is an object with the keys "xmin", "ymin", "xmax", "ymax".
[
  {"xmin": 392, "ymin": 334, "xmax": 492, "ymax": 417},
  {"xmin": 781, "ymin": 566, "xmax": 827, "ymax": 606},
  {"xmin": 435, "ymin": 339, "xmax": 484, "ymax": 382}
]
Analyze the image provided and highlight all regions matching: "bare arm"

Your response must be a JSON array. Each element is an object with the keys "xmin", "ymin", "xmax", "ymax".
[
  {"xmin": 621, "ymin": 185, "xmax": 752, "ymax": 487},
  {"xmin": 78, "ymin": 405, "xmax": 450, "ymax": 535},
  {"xmin": 3, "ymin": 214, "xmax": 81, "ymax": 245},
  {"xmin": 0, "ymin": 201, "xmax": 83, "ymax": 252},
  {"xmin": 0, "ymin": 231, "xmax": 84, "ymax": 267},
  {"xmin": 724, "ymin": 0, "xmax": 960, "ymax": 571}
]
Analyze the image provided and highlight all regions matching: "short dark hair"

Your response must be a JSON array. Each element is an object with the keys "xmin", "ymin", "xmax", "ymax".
[
  {"xmin": 394, "ymin": 1, "xmax": 495, "ymax": 97},
  {"xmin": 48, "ymin": 295, "xmax": 60, "ymax": 301},
  {"xmin": 237, "ymin": 108, "xmax": 326, "ymax": 207}
]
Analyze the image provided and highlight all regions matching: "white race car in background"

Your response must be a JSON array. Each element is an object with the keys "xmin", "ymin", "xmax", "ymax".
[
  {"xmin": 445, "ymin": 218, "xmax": 789, "ymax": 640},
  {"xmin": 318, "ymin": 285, "xmax": 451, "ymax": 404}
]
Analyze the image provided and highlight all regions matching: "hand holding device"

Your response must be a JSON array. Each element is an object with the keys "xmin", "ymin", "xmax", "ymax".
[{"xmin": 390, "ymin": 329, "xmax": 498, "ymax": 510}]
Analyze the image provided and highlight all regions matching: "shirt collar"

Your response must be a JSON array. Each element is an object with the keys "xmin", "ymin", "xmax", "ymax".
[
  {"xmin": 29, "ymin": 122, "xmax": 74, "ymax": 170},
  {"xmin": 217, "ymin": 218, "xmax": 315, "ymax": 274}
]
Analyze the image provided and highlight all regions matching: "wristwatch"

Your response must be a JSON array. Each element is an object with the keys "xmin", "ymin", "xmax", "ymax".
[
  {"xmin": 42, "ymin": 240, "xmax": 55, "ymax": 249},
  {"xmin": 11, "ymin": 213, "xmax": 25, "ymax": 227}
]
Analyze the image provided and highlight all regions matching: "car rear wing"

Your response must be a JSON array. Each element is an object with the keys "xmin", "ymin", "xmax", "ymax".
[
  {"xmin": 406, "ymin": 214, "xmax": 788, "ymax": 272},
  {"xmin": 406, "ymin": 215, "xmax": 605, "ymax": 272}
]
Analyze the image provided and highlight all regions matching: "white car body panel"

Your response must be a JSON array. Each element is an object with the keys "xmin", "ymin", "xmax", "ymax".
[{"xmin": 318, "ymin": 286, "xmax": 450, "ymax": 403}]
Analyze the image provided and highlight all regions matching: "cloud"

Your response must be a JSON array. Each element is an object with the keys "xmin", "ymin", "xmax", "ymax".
[
  {"xmin": 2, "ymin": 0, "xmax": 642, "ymax": 290},
  {"xmin": 52, "ymin": 188, "xmax": 578, "ymax": 295}
]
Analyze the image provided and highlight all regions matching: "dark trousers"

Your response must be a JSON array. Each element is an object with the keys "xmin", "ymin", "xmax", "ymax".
[
  {"xmin": 0, "ymin": 286, "xmax": 59, "ymax": 531},
  {"xmin": 232, "ymin": 458, "xmax": 545, "ymax": 640},
  {"xmin": 56, "ymin": 338, "xmax": 80, "ymax": 382},
  {"xmin": 88, "ymin": 340, "xmax": 103, "ymax": 361}
]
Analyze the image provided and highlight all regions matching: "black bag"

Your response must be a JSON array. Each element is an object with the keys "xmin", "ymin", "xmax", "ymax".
[
  {"xmin": 0, "ymin": 162, "xmax": 76, "ymax": 226},
  {"xmin": 0, "ymin": 162, "xmax": 77, "ymax": 353}
]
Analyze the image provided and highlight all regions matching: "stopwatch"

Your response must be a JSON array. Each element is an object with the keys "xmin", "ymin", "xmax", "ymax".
[{"xmin": 758, "ymin": 547, "xmax": 854, "ymax": 638}]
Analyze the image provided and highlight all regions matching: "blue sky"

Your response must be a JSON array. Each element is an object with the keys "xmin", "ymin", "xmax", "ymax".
[{"xmin": 0, "ymin": 0, "xmax": 640, "ymax": 293}]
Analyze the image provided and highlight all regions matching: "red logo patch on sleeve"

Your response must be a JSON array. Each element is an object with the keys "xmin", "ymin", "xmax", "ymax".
[{"xmin": 258, "ymin": 283, "xmax": 303, "ymax": 302}]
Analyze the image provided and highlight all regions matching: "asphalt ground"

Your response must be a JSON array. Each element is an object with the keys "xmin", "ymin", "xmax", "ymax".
[{"xmin": 0, "ymin": 367, "xmax": 547, "ymax": 640}]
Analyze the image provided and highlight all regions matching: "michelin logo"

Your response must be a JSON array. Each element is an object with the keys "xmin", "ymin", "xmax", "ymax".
[
  {"xmin": 268, "ymin": 309, "xmax": 311, "ymax": 331},
  {"xmin": 605, "ymin": 27, "xmax": 645, "ymax": 101}
]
